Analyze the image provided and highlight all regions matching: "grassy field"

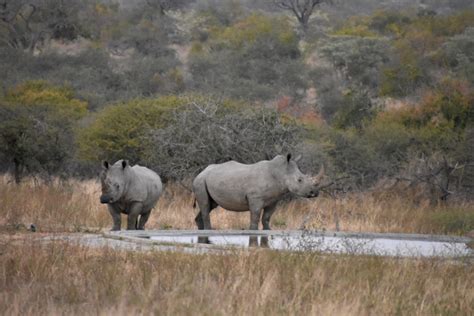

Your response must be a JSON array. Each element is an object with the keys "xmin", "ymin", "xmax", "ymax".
[
  {"xmin": 0, "ymin": 238, "xmax": 472, "ymax": 315},
  {"xmin": 0, "ymin": 175, "xmax": 473, "ymax": 235},
  {"xmin": 0, "ymin": 175, "xmax": 473, "ymax": 315}
]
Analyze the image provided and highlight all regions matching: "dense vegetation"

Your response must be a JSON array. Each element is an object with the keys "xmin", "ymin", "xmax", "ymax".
[{"xmin": 1, "ymin": 0, "xmax": 473, "ymax": 202}]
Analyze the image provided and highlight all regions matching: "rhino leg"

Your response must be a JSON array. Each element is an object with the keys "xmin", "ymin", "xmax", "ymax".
[
  {"xmin": 195, "ymin": 200, "xmax": 218, "ymax": 229},
  {"xmin": 194, "ymin": 212, "xmax": 204, "ymax": 229},
  {"xmin": 127, "ymin": 202, "xmax": 144, "ymax": 230},
  {"xmin": 262, "ymin": 203, "xmax": 278, "ymax": 230},
  {"xmin": 193, "ymin": 179, "xmax": 215, "ymax": 230},
  {"xmin": 249, "ymin": 210, "xmax": 262, "ymax": 230},
  {"xmin": 108, "ymin": 204, "xmax": 122, "ymax": 231},
  {"xmin": 249, "ymin": 200, "xmax": 264, "ymax": 230},
  {"xmin": 137, "ymin": 210, "xmax": 151, "ymax": 230}
]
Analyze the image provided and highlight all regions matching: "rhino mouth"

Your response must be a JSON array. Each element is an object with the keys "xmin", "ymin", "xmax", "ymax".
[
  {"xmin": 100, "ymin": 195, "xmax": 111, "ymax": 204},
  {"xmin": 307, "ymin": 191, "xmax": 319, "ymax": 198}
]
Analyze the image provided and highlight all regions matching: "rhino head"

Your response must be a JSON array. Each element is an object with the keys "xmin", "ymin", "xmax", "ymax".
[
  {"xmin": 99, "ymin": 160, "xmax": 129, "ymax": 204},
  {"xmin": 284, "ymin": 153, "xmax": 324, "ymax": 198}
]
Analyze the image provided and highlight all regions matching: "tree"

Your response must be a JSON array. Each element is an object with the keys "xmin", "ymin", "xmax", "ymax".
[
  {"xmin": 78, "ymin": 96, "xmax": 186, "ymax": 163},
  {"xmin": 0, "ymin": 0, "xmax": 44, "ymax": 52},
  {"xmin": 0, "ymin": 81, "xmax": 87, "ymax": 183},
  {"xmin": 145, "ymin": 0, "xmax": 190, "ymax": 16},
  {"xmin": 273, "ymin": 0, "xmax": 327, "ymax": 31},
  {"xmin": 141, "ymin": 98, "xmax": 303, "ymax": 182},
  {"xmin": 319, "ymin": 36, "xmax": 390, "ymax": 91},
  {"xmin": 0, "ymin": 0, "xmax": 82, "ymax": 53}
]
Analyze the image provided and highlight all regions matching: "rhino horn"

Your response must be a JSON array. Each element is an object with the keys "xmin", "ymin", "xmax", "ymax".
[{"xmin": 313, "ymin": 165, "xmax": 325, "ymax": 183}]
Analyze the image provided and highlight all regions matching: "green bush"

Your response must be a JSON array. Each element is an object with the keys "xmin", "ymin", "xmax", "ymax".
[
  {"xmin": 0, "ymin": 81, "xmax": 88, "ymax": 182},
  {"xmin": 368, "ymin": 10, "xmax": 411, "ymax": 36},
  {"xmin": 78, "ymin": 96, "xmax": 187, "ymax": 163}
]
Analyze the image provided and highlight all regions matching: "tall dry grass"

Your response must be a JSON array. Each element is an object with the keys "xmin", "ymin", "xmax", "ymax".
[
  {"xmin": 0, "ymin": 239, "xmax": 472, "ymax": 315},
  {"xmin": 1, "ymin": 174, "xmax": 472, "ymax": 315},
  {"xmin": 0, "ymin": 174, "xmax": 473, "ymax": 234}
]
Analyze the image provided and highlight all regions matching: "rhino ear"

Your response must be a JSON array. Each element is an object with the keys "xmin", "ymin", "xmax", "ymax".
[
  {"xmin": 122, "ymin": 160, "xmax": 129, "ymax": 169},
  {"xmin": 102, "ymin": 161, "xmax": 109, "ymax": 170},
  {"xmin": 286, "ymin": 153, "xmax": 292, "ymax": 162}
]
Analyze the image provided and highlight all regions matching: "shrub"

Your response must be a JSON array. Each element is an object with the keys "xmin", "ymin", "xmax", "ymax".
[
  {"xmin": 326, "ymin": 129, "xmax": 379, "ymax": 188},
  {"xmin": 78, "ymin": 96, "xmax": 186, "ymax": 163},
  {"xmin": 368, "ymin": 10, "xmax": 412, "ymax": 36},
  {"xmin": 141, "ymin": 97, "xmax": 304, "ymax": 181},
  {"xmin": 189, "ymin": 14, "xmax": 306, "ymax": 100},
  {"xmin": 442, "ymin": 27, "xmax": 474, "ymax": 84},
  {"xmin": 332, "ymin": 88, "xmax": 376, "ymax": 130},
  {"xmin": 0, "ymin": 81, "xmax": 88, "ymax": 182},
  {"xmin": 0, "ymin": 48, "xmax": 129, "ymax": 110},
  {"xmin": 320, "ymin": 36, "xmax": 390, "ymax": 90}
]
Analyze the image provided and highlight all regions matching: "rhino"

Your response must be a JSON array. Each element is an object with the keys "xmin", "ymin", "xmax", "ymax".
[
  {"xmin": 193, "ymin": 154, "xmax": 324, "ymax": 230},
  {"xmin": 99, "ymin": 160, "xmax": 163, "ymax": 231}
]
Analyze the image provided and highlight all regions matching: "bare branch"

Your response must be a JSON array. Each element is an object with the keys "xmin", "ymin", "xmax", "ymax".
[{"xmin": 273, "ymin": 0, "xmax": 326, "ymax": 31}]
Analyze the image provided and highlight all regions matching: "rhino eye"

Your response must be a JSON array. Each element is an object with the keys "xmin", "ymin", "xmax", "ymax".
[
  {"xmin": 298, "ymin": 178, "xmax": 303, "ymax": 183},
  {"xmin": 114, "ymin": 184, "xmax": 120, "ymax": 189}
]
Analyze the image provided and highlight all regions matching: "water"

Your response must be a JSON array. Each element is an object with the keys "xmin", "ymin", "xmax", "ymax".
[{"xmin": 134, "ymin": 232, "xmax": 473, "ymax": 258}]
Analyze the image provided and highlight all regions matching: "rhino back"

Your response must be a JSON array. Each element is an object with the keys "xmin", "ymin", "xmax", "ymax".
[
  {"xmin": 203, "ymin": 159, "xmax": 287, "ymax": 210},
  {"xmin": 124, "ymin": 165, "xmax": 163, "ymax": 208}
]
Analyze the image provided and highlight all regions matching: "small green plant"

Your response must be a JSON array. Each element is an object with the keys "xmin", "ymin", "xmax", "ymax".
[
  {"xmin": 161, "ymin": 223, "xmax": 173, "ymax": 230},
  {"xmin": 272, "ymin": 218, "xmax": 287, "ymax": 229},
  {"xmin": 429, "ymin": 209, "xmax": 474, "ymax": 235}
]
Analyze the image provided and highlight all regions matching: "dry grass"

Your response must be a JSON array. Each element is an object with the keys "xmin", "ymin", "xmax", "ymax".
[
  {"xmin": 1, "ymin": 174, "xmax": 472, "ymax": 234},
  {"xmin": 0, "ymin": 238, "xmax": 472, "ymax": 315},
  {"xmin": 0, "ymin": 174, "xmax": 473, "ymax": 315}
]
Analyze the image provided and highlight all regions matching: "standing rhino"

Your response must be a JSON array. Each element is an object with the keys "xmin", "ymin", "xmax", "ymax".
[
  {"xmin": 193, "ymin": 154, "xmax": 324, "ymax": 230},
  {"xmin": 99, "ymin": 160, "xmax": 163, "ymax": 231}
]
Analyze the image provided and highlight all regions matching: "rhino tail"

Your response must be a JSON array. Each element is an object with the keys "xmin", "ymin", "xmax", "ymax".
[{"xmin": 192, "ymin": 197, "xmax": 197, "ymax": 208}]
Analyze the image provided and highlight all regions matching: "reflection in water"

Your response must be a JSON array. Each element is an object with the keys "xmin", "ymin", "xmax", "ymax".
[
  {"xmin": 249, "ymin": 236, "xmax": 268, "ymax": 248},
  {"xmin": 147, "ymin": 234, "xmax": 472, "ymax": 258},
  {"xmin": 198, "ymin": 236, "xmax": 210, "ymax": 244},
  {"xmin": 197, "ymin": 235, "xmax": 269, "ymax": 247}
]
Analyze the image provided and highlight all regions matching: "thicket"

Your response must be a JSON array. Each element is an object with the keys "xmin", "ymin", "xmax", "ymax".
[
  {"xmin": 142, "ymin": 98, "xmax": 304, "ymax": 181},
  {"xmin": 188, "ymin": 13, "xmax": 306, "ymax": 100}
]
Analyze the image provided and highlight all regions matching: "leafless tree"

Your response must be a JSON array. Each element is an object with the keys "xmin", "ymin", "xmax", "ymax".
[
  {"xmin": 273, "ymin": 0, "xmax": 328, "ymax": 31},
  {"xmin": 0, "ymin": 0, "xmax": 40, "ymax": 52},
  {"xmin": 396, "ymin": 152, "xmax": 474, "ymax": 202},
  {"xmin": 0, "ymin": 0, "xmax": 79, "ymax": 53},
  {"xmin": 141, "ymin": 98, "xmax": 303, "ymax": 183}
]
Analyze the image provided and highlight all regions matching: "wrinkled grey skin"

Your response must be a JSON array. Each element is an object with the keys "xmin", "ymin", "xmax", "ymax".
[
  {"xmin": 100, "ymin": 160, "xmax": 163, "ymax": 231},
  {"xmin": 193, "ymin": 154, "xmax": 324, "ymax": 230}
]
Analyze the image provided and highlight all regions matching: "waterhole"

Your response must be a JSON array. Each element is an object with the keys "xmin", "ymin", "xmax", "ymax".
[{"xmin": 105, "ymin": 230, "xmax": 473, "ymax": 258}]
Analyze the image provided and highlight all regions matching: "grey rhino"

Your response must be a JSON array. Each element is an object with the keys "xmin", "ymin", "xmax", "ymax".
[
  {"xmin": 99, "ymin": 160, "xmax": 163, "ymax": 230},
  {"xmin": 193, "ymin": 154, "xmax": 324, "ymax": 230}
]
